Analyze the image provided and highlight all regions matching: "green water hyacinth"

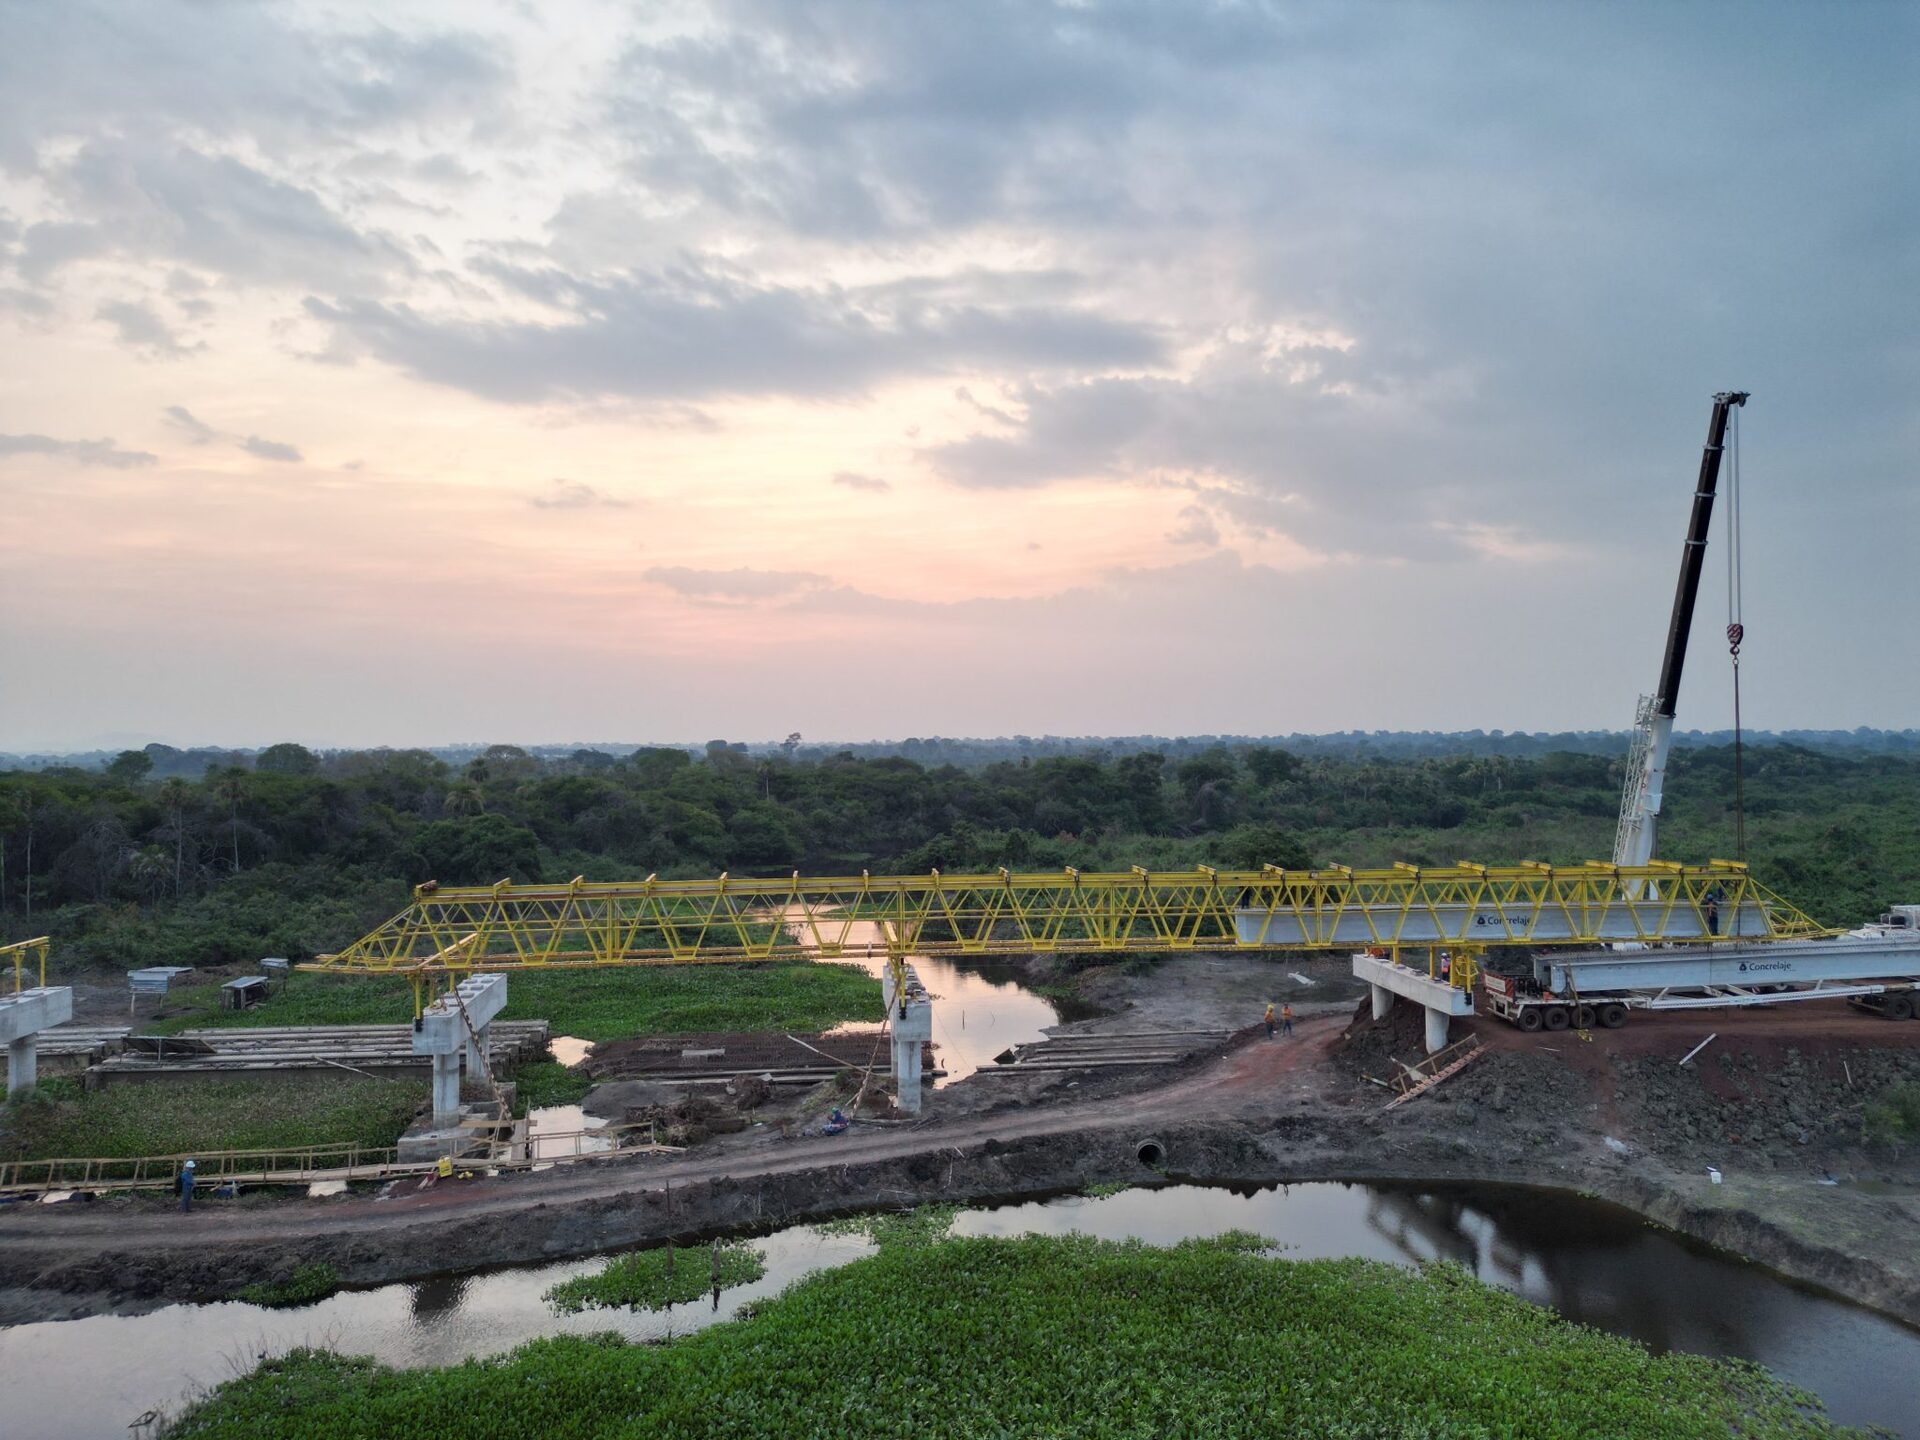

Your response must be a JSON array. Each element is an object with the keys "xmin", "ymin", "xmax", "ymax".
[
  {"xmin": 545, "ymin": 1241, "xmax": 766, "ymax": 1314},
  {"xmin": 165, "ymin": 1231, "xmax": 1861, "ymax": 1439}
]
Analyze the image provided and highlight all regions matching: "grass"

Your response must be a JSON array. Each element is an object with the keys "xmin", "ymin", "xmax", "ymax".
[
  {"xmin": 158, "ymin": 964, "xmax": 882, "ymax": 1043},
  {"xmin": 237, "ymin": 1264, "xmax": 341, "ymax": 1309},
  {"xmin": 161, "ymin": 1231, "xmax": 1862, "ymax": 1439},
  {"xmin": 0, "ymin": 1074, "xmax": 426, "ymax": 1162},
  {"xmin": 546, "ymin": 1241, "xmax": 766, "ymax": 1314},
  {"xmin": 512, "ymin": 1058, "xmax": 595, "ymax": 1111},
  {"xmin": 1863, "ymin": 1080, "xmax": 1920, "ymax": 1149}
]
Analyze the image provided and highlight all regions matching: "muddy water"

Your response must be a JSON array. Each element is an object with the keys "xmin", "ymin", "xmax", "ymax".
[
  {"xmin": 3, "ymin": 1181, "xmax": 1914, "ymax": 1437},
  {"xmin": 798, "ymin": 915, "xmax": 1060, "ymax": 1081}
]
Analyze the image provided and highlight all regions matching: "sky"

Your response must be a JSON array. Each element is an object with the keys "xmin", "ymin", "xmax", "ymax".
[{"xmin": 0, "ymin": 0, "xmax": 1914, "ymax": 751}]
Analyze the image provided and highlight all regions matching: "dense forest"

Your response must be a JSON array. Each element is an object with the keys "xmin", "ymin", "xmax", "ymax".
[{"xmin": 2, "ymin": 740, "xmax": 1915, "ymax": 973}]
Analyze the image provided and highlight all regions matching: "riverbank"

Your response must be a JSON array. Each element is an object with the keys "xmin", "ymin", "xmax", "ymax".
[{"xmin": 4, "ymin": 1011, "xmax": 1918, "ymax": 1333}]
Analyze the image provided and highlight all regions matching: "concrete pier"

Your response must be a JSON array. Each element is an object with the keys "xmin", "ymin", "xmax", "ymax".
[
  {"xmin": 411, "ymin": 973, "xmax": 509, "ymax": 1127},
  {"xmin": 1351, "ymin": 954, "xmax": 1473, "ymax": 1055},
  {"xmin": 882, "ymin": 963, "xmax": 934, "ymax": 1114},
  {"xmin": 1, "ymin": 987, "xmax": 74, "ymax": 1096}
]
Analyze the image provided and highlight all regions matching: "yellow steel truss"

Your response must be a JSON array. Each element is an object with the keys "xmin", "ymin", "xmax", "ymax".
[
  {"xmin": 306, "ymin": 860, "xmax": 1830, "ymax": 975},
  {"xmin": 3, "ymin": 936, "xmax": 50, "ymax": 992}
]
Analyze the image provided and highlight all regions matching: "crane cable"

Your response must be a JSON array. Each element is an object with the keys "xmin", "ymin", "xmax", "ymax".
[{"xmin": 1725, "ymin": 405, "xmax": 1747, "ymax": 860}]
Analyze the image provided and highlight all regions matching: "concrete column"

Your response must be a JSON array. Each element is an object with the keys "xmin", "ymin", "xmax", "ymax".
[
  {"xmin": 882, "ymin": 962, "xmax": 934, "ymax": 1116},
  {"xmin": 462, "ymin": 1022, "xmax": 490, "ymax": 1078},
  {"xmin": 430, "ymin": 1051, "xmax": 462, "ymax": 1127},
  {"xmin": 1371, "ymin": 983, "xmax": 1394, "ymax": 1022},
  {"xmin": 1423, "ymin": 1006, "xmax": 1450, "ymax": 1055},
  {"xmin": 1, "ymin": 986, "xmax": 72, "ymax": 1098},
  {"xmin": 7, "ymin": 1036, "xmax": 35, "ymax": 1096}
]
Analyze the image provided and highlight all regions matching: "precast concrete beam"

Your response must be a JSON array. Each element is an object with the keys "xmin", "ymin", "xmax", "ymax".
[{"xmin": 1, "ymin": 987, "xmax": 73, "ymax": 1097}]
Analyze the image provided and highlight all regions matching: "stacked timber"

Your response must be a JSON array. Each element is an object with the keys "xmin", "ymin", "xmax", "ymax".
[
  {"xmin": 35, "ymin": 1025, "xmax": 132, "ymax": 1077},
  {"xmin": 584, "ymin": 1030, "xmax": 934, "ymax": 1089},
  {"xmin": 981, "ymin": 1029, "xmax": 1233, "ymax": 1074},
  {"xmin": 85, "ymin": 1020, "xmax": 551, "ymax": 1088}
]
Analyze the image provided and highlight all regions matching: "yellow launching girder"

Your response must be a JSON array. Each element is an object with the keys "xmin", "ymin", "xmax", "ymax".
[{"xmin": 306, "ymin": 860, "xmax": 1831, "ymax": 975}]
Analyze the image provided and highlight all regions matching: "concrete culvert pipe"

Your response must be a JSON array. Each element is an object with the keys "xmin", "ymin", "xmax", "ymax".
[{"xmin": 1136, "ymin": 1138, "xmax": 1166, "ymax": 1168}]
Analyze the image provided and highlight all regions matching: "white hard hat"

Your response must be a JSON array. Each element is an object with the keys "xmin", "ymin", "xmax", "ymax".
[{"xmin": 183, "ymin": 1159, "xmax": 196, "ymax": 1169}]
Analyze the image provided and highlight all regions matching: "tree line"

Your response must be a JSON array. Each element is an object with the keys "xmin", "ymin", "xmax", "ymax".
[{"xmin": 2, "ymin": 739, "xmax": 1914, "ymax": 971}]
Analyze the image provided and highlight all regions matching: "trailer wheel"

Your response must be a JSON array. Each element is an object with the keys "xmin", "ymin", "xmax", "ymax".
[
  {"xmin": 1517, "ymin": 1007, "xmax": 1544, "ymax": 1033},
  {"xmin": 1599, "ymin": 1003, "xmax": 1628, "ymax": 1029},
  {"xmin": 1884, "ymin": 993, "xmax": 1917, "ymax": 1021},
  {"xmin": 1575, "ymin": 1004, "xmax": 1597, "ymax": 1030},
  {"xmin": 1544, "ymin": 1006, "xmax": 1571, "ymax": 1032}
]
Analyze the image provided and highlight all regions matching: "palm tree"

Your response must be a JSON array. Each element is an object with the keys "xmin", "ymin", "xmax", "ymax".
[
  {"xmin": 129, "ymin": 845, "xmax": 171, "ymax": 910},
  {"xmin": 157, "ymin": 777, "xmax": 190, "ymax": 897},
  {"xmin": 444, "ymin": 780, "xmax": 485, "ymax": 816},
  {"xmin": 210, "ymin": 768, "xmax": 247, "ymax": 874}
]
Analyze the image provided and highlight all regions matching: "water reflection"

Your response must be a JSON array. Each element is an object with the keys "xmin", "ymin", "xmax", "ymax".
[{"xmin": 3, "ymin": 1182, "xmax": 1913, "ymax": 1439}]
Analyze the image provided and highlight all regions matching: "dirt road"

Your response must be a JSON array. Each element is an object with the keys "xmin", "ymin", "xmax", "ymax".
[{"xmin": 6, "ymin": 996, "xmax": 1920, "ymax": 1329}]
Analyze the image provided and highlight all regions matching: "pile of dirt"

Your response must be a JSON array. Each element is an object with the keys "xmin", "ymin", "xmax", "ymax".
[
  {"xmin": 626, "ymin": 1091, "xmax": 754, "ymax": 1146},
  {"xmin": 1619, "ymin": 1043, "xmax": 1920, "ymax": 1168},
  {"xmin": 1332, "ymin": 996, "xmax": 1439, "ymax": 1082}
]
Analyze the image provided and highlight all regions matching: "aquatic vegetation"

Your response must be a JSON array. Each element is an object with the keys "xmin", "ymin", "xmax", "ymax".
[
  {"xmin": 546, "ymin": 1241, "xmax": 766, "ymax": 1314},
  {"xmin": 236, "ymin": 1264, "xmax": 340, "ymax": 1309},
  {"xmin": 165, "ymin": 1232, "xmax": 1861, "ymax": 1439},
  {"xmin": 1082, "ymin": 1180, "xmax": 1132, "ymax": 1198},
  {"xmin": 818, "ymin": 1202, "xmax": 962, "ymax": 1248}
]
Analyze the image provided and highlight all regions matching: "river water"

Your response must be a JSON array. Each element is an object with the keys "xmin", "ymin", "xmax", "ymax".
[{"xmin": 1, "ymin": 1179, "xmax": 1914, "ymax": 1437}]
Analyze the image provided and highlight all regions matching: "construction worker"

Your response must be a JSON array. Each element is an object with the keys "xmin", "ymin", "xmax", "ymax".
[
  {"xmin": 1704, "ymin": 885, "xmax": 1724, "ymax": 936},
  {"xmin": 178, "ymin": 1159, "xmax": 196, "ymax": 1213},
  {"xmin": 1263, "ymin": 1002, "xmax": 1276, "ymax": 1039},
  {"xmin": 1281, "ymin": 1003, "xmax": 1294, "ymax": 1037}
]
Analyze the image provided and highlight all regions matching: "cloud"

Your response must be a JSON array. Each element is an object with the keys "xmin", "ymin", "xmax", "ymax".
[
  {"xmin": 239, "ymin": 435, "xmax": 303, "ymax": 463},
  {"xmin": 164, "ymin": 405, "xmax": 301, "ymax": 463},
  {"xmin": 1166, "ymin": 504, "xmax": 1220, "ymax": 548},
  {"xmin": 30, "ymin": 142, "xmax": 415, "ymax": 293},
  {"xmin": 643, "ymin": 566, "xmax": 831, "ymax": 600},
  {"xmin": 304, "ymin": 264, "xmax": 1164, "ymax": 404},
  {"xmin": 97, "ymin": 299, "xmax": 198, "ymax": 358},
  {"xmin": 832, "ymin": 471, "xmax": 891, "ymax": 493},
  {"xmin": 529, "ymin": 478, "xmax": 628, "ymax": 510},
  {"xmin": 0, "ymin": 432, "xmax": 156, "ymax": 468},
  {"xmin": 163, "ymin": 405, "xmax": 217, "ymax": 443}
]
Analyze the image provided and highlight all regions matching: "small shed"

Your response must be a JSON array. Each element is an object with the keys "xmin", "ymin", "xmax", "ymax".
[
  {"xmin": 220, "ymin": 976, "xmax": 270, "ymax": 1012},
  {"xmin": 128, "ymin": 967, "xmax": 194, "ymax": 1013}
]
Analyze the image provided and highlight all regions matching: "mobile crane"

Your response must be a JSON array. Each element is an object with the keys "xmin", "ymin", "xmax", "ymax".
[{"xmin": 1483, "ymin": 392, "xmax": 1920, "ymax": 1031}]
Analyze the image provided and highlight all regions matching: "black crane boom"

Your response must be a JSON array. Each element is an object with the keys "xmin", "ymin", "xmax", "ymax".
[{"xmin": 1652, "ymin": 390, "xmax": 1748, "ymax": 719}]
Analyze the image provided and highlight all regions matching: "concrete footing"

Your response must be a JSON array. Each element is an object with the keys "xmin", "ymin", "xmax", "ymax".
[
  {"xmin": 882, "ymin": 964, "xmax": 934, "ymax": 1114},
  {"xmin": 0, "ymin": 987, "xmax": 74, "ymax": 1096},
  {"xmin": 1350, "ymin": 954, "xmax": 1474, "ymax": 1055}
]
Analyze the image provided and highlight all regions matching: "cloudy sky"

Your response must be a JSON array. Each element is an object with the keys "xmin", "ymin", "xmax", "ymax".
[{"xmin": 0, "ymin": 1, "xmax": 1913, "ymax": 750}]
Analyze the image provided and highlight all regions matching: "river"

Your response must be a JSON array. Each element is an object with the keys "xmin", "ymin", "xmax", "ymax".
[{"xmin": 1, "ymin": 1179, "xmax": 1914, "ymax": 1436}]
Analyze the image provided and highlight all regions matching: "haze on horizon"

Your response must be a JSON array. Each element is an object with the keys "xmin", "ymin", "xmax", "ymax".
[{"xmin": 2, "ymin": 1, "xmax": 1914, "ymax": 755}]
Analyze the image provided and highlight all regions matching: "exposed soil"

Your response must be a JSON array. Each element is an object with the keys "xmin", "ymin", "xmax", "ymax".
[{"xmin": 4, "ymin": 968, "xmax": 1919, "ymax": 1333}]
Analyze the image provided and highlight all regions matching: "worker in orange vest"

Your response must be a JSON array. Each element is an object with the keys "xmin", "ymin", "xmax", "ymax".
[{"xmin": 1280, "ymin": 1004, "xmax": 1294, "ymax": 1037}]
